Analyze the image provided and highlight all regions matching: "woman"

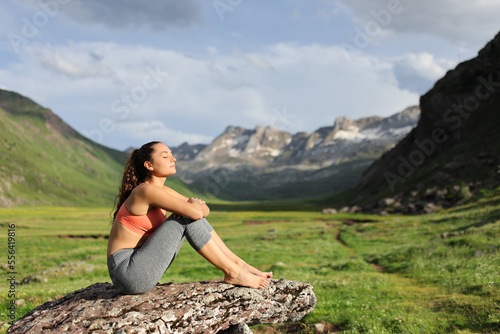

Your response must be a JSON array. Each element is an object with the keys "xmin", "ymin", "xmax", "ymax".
[{"xmin": 107, "ymin": 141, "xmax": 272, "ymax": 294}]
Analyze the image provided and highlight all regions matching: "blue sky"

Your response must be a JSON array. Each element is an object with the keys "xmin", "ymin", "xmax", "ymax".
[{"xmin": 1, "ymin": 0, "xmax": 500, "ymax": 150}]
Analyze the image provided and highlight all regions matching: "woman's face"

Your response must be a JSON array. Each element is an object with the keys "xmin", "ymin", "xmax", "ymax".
[{"xmin": 145, "ymin": 142, "xmax": 176, "ymax": 177}]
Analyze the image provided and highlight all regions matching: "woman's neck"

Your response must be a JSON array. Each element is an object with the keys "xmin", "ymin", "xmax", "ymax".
[{"xmin": 146, "ymin": 176, "xmax": 166, "ymax": 188}]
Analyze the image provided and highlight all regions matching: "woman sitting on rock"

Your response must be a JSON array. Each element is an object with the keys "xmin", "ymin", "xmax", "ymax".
[{"xmin": 107, "ymin": 141, "xmax": 272, "ymax": 294}]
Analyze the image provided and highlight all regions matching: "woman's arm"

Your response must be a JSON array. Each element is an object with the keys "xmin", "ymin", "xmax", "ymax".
[
  {"xmin": 164, "ymin": 186, "xmax": 210, "ymax": 218},
  {"xmin": 190, "ymin": 197, "xmax": 210, "ymax": 218},
  {"xmin": 202, "ymin": 200, "xmax": 210, "ymax": 217},
  {"xmin": 136, "ymin": 184, "xmax": 205, "ymax": 220},
  {"xmin": 163, "ymin": 186, "xmax": 189, "ymax": 201}
]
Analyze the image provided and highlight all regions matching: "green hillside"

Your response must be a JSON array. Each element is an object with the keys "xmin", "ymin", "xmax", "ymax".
[{"xmin": 0, "ymin": 89, "xmax": 198, "ymax": 207}]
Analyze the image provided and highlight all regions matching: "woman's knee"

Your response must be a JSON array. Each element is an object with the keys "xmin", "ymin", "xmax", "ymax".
[
  {"xmin": 182, "ymin": 217, "xmax": 214, "ymax": 232},
  {"xmin": 185, "ymin": 221, "xmax": 213, "ymax": 251},
  {"xmin": 201, "ymin": 217, "xmax": 214, "ymax": 232}
]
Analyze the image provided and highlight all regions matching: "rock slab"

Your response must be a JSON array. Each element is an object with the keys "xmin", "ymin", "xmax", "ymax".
[{"xmin": 7, "ymin": 279, "xmax": 316, "ymax": 334}]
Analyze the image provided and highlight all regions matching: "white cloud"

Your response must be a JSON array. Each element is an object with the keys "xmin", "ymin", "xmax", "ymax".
[
  {"xmin": 113, "ymin": 120, "xmax": 214, "ymax": 149},
  {"xmin": 391, "ymin": 52, "xmax": 458, "ymax": 93},
  {"xmin": 397, "ymin": 53, "xmax": 452, "ymax": 80},
  {"xmin": 36, "ymin": 46, "xmax": 113, "ymax": 79},
  {"xmin": 1, "ymin": 41, "xmax": 422, "ymax": 150},
  {"xmin": 335, "ymin": 0, "xmax": 500, "ymax": 47},
  {"xmin": 240, "ymin": 53, "xmax": 274, "ymax": 71}
]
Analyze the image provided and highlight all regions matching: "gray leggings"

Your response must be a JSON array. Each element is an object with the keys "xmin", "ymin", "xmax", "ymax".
[{"xmin": 107, "ymin": 215, "xmax": 213, "ymax": 294}]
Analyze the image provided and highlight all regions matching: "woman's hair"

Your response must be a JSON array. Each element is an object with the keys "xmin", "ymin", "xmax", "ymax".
[{"xmin": 112, "ymin": 141, "xmax": 161, "ymax": 220}]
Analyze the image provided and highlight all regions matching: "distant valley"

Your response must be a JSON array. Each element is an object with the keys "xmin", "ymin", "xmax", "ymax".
[
  {"xmin": 0, "ymin": 87, "xmax": 419, "ymax": 206},
  {"xmin": 2, "ymin": 30, "xmax": 498, "ymax": 211},
  {"xmin": 172, "ymin": 106, "xmax": 420, "ymax": 201}
]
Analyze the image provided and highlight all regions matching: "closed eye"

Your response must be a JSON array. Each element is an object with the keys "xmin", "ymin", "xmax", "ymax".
[{"xmin": 161, "ymin": 150, "xmax": 172, "ymax": 158}]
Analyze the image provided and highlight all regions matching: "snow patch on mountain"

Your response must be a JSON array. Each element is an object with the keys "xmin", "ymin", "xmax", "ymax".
[{"xmin": 172, "ymin": 106, "xmax": 420, "ymax": 173}]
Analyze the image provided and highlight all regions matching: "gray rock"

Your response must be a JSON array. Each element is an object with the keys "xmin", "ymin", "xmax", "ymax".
[
  {"xmin": 7, "ymin": 279, "xmax": 316, "ymax": 334},
  {"xmin": 339, "ymin": 206, "xmax": 350, "ymax": 213},
  {"xmin": 378, "ymin": 198, "xmax": 395, "ymax": 208},
  {"xmin": 21, "ymin": 274, "xmax": 47, "ymax": 284},
  {"xmin": 348, "ymin": 205, "xmax": 361, "ymax": 213},
  {"xmin": 423, "ymin": 202, "xmax": 438, "ymax": 213}
]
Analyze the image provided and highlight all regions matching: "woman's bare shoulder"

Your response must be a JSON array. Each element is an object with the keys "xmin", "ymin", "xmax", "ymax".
[
  {"xmin": 132, "ymin": 183, "xmax": 157, "ymax": 194},
  {"xmin": 162, "ymin": 185, "xmax": 189, "ymax": 201},
  {"xmin": 135, "ymin": 183, "xmax": 171, "ymax": 201},
  {"xmin": 124, "ymin": 184, "xmax": 156, "ymax": 210}
]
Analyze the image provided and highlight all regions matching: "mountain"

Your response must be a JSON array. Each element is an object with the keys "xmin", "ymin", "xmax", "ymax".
[
  {"xmin": 0, "ymin": 89, "xmax": 216, "ymax": 207},
  {"xmin": 172, "ymin": 106, "xmax": 420, "ymax": 201},
  {"xmin": 335, "ymin": 31, "xmax": 500, "ymax": 214},
  {"xmin": 0, "ymin": 89, "xmax": 128, "ymax": 206},
  {"xmin": 0, "ymin": 87, "xmax": 418, "ymax": 207}
]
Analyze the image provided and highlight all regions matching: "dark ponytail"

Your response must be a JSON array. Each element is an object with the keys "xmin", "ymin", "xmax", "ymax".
[{"xmin": 112, "ymin": 141, "xmax": 161, "ymax": 220}]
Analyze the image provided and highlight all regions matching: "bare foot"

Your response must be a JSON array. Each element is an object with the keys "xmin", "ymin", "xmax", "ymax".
[
  {"xmin": 224, "ymin": 270, "xmax": 270, "ymax": 289},
  {"xmin": 243, "ymin": 264, "xmax": 273, "ymax": 279}
]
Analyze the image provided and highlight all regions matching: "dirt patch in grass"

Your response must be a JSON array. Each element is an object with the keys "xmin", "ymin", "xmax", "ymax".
[
  {"xmin": 341, "ymin": 218, "xmax": 378, "ymax": 225},
  {"xmin": 244, "ymin": 220, "xmax": 288, "ymax": 225},
  {"xmin": 253, "ymin": 322, "xmax": 342, "ymax": 334},
  {"xmin": 58, "ymin": 234, "xmax": 109, "ymax": 239}
]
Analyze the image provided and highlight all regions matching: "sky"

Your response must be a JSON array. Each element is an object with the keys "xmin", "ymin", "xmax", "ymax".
[{"xmin": 1, "ymin": 0, "xmax": 500, "ymax": 151}]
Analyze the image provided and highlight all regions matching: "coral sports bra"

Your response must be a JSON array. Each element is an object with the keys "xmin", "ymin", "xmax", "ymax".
[{"xmin": 116, "ymin": 204, "xmax": 166, "ymax": 237}]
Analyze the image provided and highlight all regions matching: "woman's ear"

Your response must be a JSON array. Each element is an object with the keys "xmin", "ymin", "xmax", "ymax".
[{"xmin": 144, "ymin": 161, "xmax": 153, "ymax": 171}]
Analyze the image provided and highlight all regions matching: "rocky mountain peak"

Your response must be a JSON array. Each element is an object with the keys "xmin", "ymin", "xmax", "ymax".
[
  {"xmin": 171, "ymin": 142, "xmax": 207, "ymax": 161},
  {"xmin": 332, "ymin": 116, "xmax": 355, "ymax": 131},
  {"xmin": 175, "ymin": 106, "xmax": 420, "ymax": 179},
  {"xmin": 379, "ymin": 105, "xmax": 421, "ymax": 128},
  {"xmin": 191, "ymin": 123, "xmax": 291, "ymax": 164},
  {"xmin": 169, "ymin": 106, "xmax": 421, "ymax": 200},
  {"xmin": 221, "ymin": 125, "xmax": 246, "ymax": 136},
  {"xmin": 332, "ymin": 115, "xmax": 385, "ymax": 132}
]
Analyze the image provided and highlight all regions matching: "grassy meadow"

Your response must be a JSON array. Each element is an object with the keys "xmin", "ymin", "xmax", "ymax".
[{"xmin": 0, "ymin": 189, "xmax": 499, "ymax": 333}]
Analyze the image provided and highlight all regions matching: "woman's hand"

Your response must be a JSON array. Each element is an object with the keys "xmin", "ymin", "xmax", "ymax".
[
  {"xmin": 187, "ymin": 197, "xmax": 209, "ymax": 218},
  {"xmin": 172, "ymin": 196, "xmax": 205, "ymax": 219},
  {"xmin": 188, "ymin": 197, "xmax": 206, "ymax": 205}
]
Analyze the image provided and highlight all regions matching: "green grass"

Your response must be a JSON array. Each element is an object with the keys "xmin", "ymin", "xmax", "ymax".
[{"xmin": 0, "ymin": 191, "xmax": 499, "ymax": 333}]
